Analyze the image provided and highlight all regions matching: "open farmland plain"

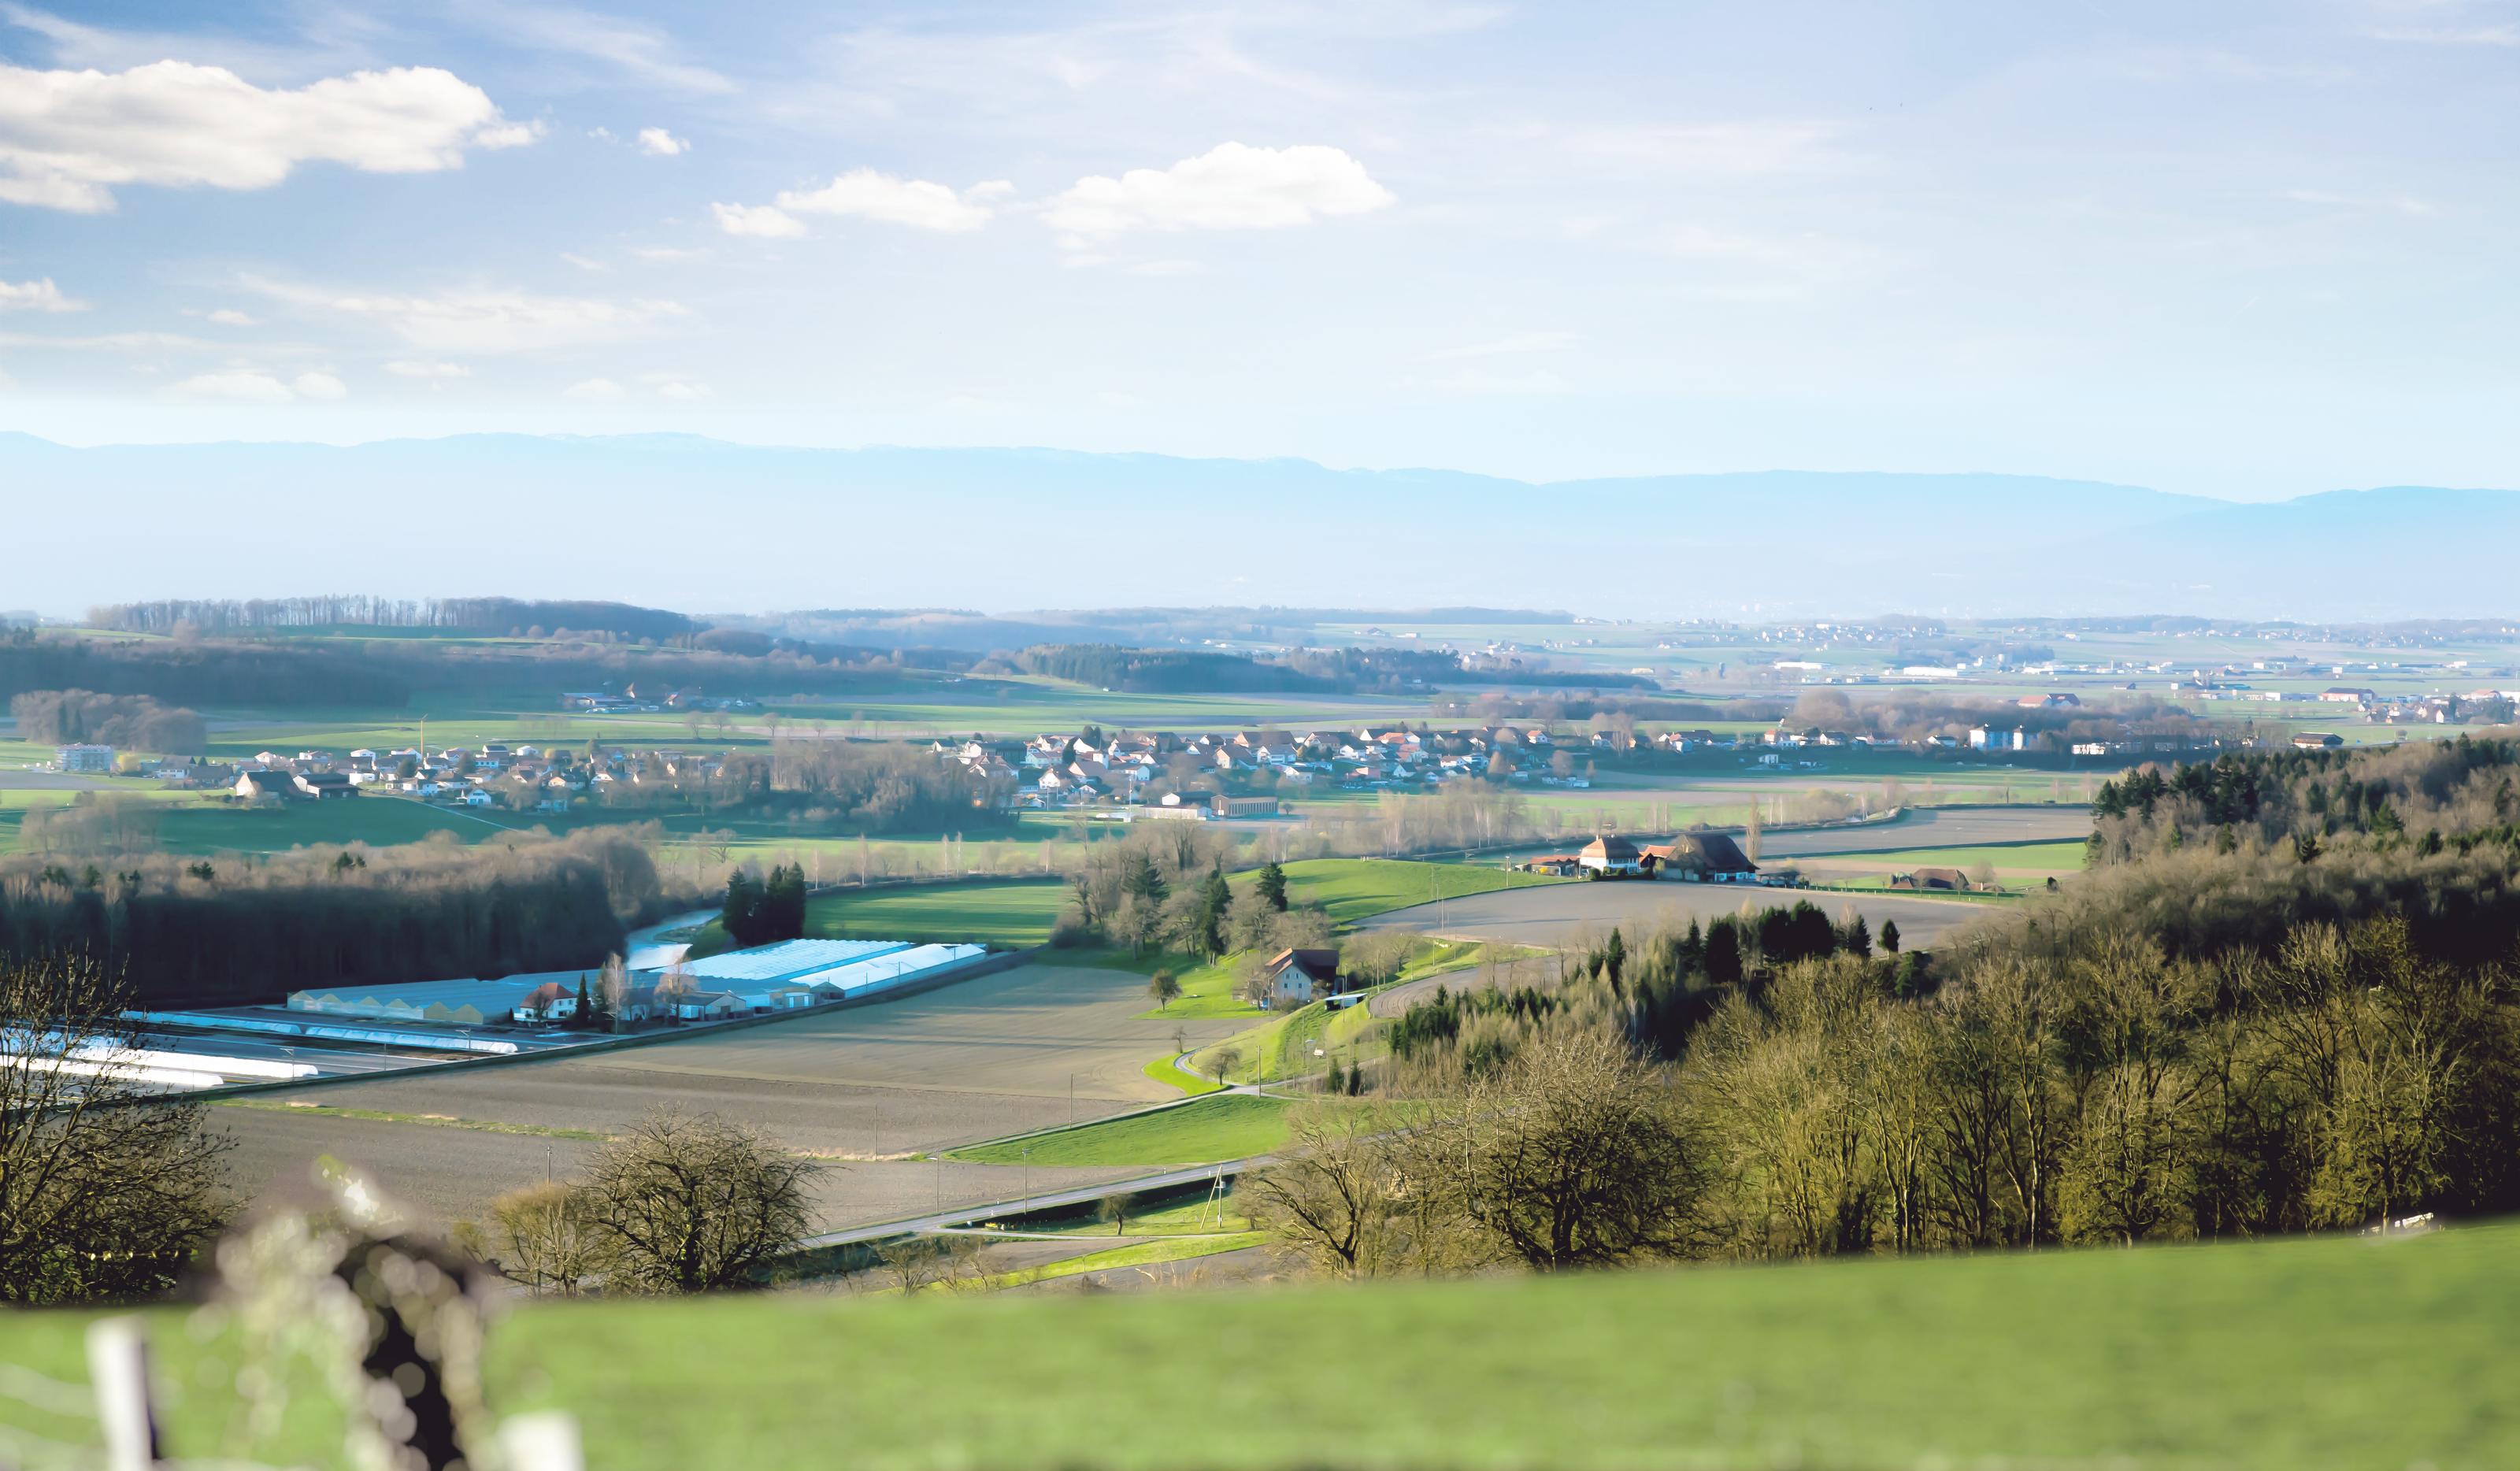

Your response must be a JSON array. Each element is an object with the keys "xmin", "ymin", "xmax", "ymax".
[{"xmin": 219, "ymin": 962, "xmax": 1247, "ymax": 1236}]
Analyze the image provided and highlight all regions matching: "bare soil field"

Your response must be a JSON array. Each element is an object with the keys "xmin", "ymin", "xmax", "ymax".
[
  {"xmin": 1357, "ymin": 884, "xmax": 1991, "ymax": 953},
  {"xmin": 1751, "ymin": 806, "xmax": 2092, "ymax": 858},
  {"xmin": 217, "ymin": 963, "xmax": 1236, "ymax": 1236}
]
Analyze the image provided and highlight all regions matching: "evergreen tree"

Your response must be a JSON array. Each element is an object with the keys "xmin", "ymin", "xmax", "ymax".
[
  {"xmin": 1194, "ymin": 869, "xmax": 1231, "ymax": 958},
  {"xmin": 1704, "ymin": 918, "xmax": 1743, "ymax": 986},
  {"xmin": 721, "ymin": 871, "xmax": 756, "ymax": 947},
  {"xmin": 1879, "ymin": 919, "xmax": 1902, "ymax": 954},
  {"xmin": 574, "ymin": 975, "xmax": 593, "ymax": 1028},
  {"xmin": 1122, "ymin": 850, "xmax": 1168, "ymax": 906},
  {"xmin": 1256, "ymin": 861, "xmax": 1289, "ymax": 912}
]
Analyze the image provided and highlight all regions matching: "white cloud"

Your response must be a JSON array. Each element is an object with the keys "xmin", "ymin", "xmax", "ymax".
[
  {"xmin": 712, "ymin": 201, "xmax": 806, "ymax": 237},
  {"xmin": 561, "ymin": 376, "xmax": 624, "ymax": 399},
  {"xmin": 630, "ymin": 246, "xmax": 704, "ymax": 261},
  {"xmin": 637, "ymin": 127, "xmax": 688, "ymax": 157},
  {"xmin": 205, "ymin": 307, "xmax": 258, "ymax": 324},
  {"xmin": 717, "ymin": 169, "xmax": 1006, "ymax": 236},
  {"xmin": 559, "ymin": 252, "xmax": 609, "ymax": 271},
  {"xmin": 0, "ymin": 60, "xmax": 534, "ymax": 213},
  {"xmin": 1127, "ymin": 260, "xmax": 1209, "ymax": 276},
  {"xmin": 291, "ymin": 371, "xmax": 346, "ymax": 399},
  {"xmin": 0, "ymin": 276, "xmax": 83, "ymax": 311},
  {"xmin": 261, "ymin": 281, "xmax": 691, "ymax": 353},
  {"xmin": 1040, "ymin": 143, "xmax": 1395, "ymax": 243},
  {"xmin": 169, "ymin": 369, "xmax": 293, "ymax": 401},
  {"xmin": 639, "ymin": 371, "xmax": 712, "ymax": 399},
  {"xmin": 385, "ymin": 358, "xmax": 470, "ymax": 378},
  {"xmin": 1417, "ymin": 331, "xmax": 1578, "ymax": 361}
]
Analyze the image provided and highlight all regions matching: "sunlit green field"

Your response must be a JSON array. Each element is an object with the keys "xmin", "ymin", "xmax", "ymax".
[
  {"xmin": 6, "ymin": 1218, "xmax": 2507, "ymax": 1469},
  {"xmin": 949, "ymin": 1092, "xmax": 1296, "ymax": 1165},
  {"xmin": 1240, "ymin": 856, "xmax": 1566, "ymax": 924}
]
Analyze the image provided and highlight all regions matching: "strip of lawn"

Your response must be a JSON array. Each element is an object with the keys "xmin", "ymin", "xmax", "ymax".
[{"xmin": 948, "ymin": 1093, "xmax": 1294, "ymax": 1166}]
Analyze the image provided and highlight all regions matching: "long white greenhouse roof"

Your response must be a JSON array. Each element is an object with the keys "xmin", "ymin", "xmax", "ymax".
[{"xmin": 680, "ymin": 939, "xmax": 911, "ymax": 984}]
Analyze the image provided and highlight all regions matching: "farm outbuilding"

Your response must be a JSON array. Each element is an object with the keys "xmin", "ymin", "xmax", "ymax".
[
  {"xmin": 290, "ymin": 973, "xmax": 591, "ymax": 1025},
  {"xmin": 1644, "ymin": 834, "xmax": 1760, "ymax": 882}
]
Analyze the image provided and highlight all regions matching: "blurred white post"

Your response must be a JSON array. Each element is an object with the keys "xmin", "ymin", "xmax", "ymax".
[
  {"xmin": 84, "ymin": 1316, "xmax": 158, "ymax": 1471},
  {"xmin": 501, "ymin": 1410, "xmax": 586, "ymax": 1471}
]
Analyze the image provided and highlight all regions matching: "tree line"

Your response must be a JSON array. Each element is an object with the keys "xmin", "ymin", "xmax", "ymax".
[
  {"xmin": 87, "ymin": 595, "xmax": 702, "ymax": 641},
  {"xmin": 0, "ymin": 826, "xmax": 710, "ymax": 1004},
  {"xmin": 591, "ymin": 739, "xmax": 1020, "ymax": 836},
  {"xmin": 9, "ymin": 690, "xmax": 206, "ymax": 752}
]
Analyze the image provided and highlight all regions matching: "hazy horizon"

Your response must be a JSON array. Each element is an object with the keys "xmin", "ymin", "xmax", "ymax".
[{"xmin": 6, "ymin": 2, "xmax": 2519, "ymax": 502}]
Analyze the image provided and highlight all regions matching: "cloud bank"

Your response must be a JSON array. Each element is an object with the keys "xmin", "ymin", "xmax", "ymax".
[{"xmin": 0, "ymin": 60, "xmax": 532, "ymax": 212}]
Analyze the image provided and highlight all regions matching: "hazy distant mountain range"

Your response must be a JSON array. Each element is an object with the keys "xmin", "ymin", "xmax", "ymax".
[{"xmin": 7, "ymin": 432, "xmax": 2513, "ymax": 623}]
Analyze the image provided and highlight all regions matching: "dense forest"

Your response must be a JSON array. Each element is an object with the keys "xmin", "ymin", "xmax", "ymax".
[
  {"xmin": 0, "ymin": 827, "xmax": 706, "ymax": 1004},
  {"xmin": 1329, "ymin": 743, "xmax": 2520, "ymax": 1260},
  {"xmin": 2073, "ymin": 738, "xmax": 2520, "ymax": 961},
  {"xmin": 1010, "ymin": 645, "xmax": 1337, "ymax": 694},
  {"xmin": 0, "ymin": 629, "xmax": 412, "ymax": 706},
  {"xmin": 8, "ymin": 690, "xmax": 206, "ymax": 753}
]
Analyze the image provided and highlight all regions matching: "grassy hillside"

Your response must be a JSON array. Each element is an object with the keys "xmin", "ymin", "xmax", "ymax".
[
  {"xmin": 0, "ymin": 1125, "xmax": 2512, "ymax": 1469},
  {"xmin": 517, "ymin": 1219, "xmax": 2511, "ymax": 1469}
]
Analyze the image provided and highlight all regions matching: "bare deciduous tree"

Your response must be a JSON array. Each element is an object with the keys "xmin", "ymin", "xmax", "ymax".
[
  {"xmin": 0, "ymin": 955, "xmax": 234, "ymax": 1303},
  {"xmin": 579, "ymin": 1108, "xmax": 817, "ymax": 1293}
]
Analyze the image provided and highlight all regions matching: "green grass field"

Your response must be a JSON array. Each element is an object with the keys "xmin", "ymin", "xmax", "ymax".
[
  {"xmin": 1251, "ymin": 856, "xmax": 1567, "ymax": 923},
  {"xmin": 489, "ymin": 1217, "xmax": 2520, "ymax": 1470},
  {"xmin": 12, "ymin": 1214, "xmax": 2503, "ymax": 1469},
  {"xmin": 949, "ymin": 1093, "xmax": 1295, "ymax": 1165}
]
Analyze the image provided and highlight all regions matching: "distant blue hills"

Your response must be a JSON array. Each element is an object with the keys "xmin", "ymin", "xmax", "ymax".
[{"xmin": 5, "ymin": 432, "xmax": 2512, "ymax": 623}]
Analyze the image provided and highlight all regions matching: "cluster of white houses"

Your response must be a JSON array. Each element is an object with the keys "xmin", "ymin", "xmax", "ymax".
[
  {"xmin": 284, "ymin": 938, "xmax": 987, "ymax": 1028},
  {"xmin": 220, "ymin": 740, "xmax": 733, "ymax": 812}
]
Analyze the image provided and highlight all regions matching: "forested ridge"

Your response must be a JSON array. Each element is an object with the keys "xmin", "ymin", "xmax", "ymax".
[
  {"xmin": 0, "ymin": 629, "xmax": 410, "ymax": 707},
  {"xmin": 1335, "ymin": 741, "xmax": 2520, "ymax": 1265}
]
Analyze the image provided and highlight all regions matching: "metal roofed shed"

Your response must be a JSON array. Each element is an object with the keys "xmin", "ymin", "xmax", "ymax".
[
  {"xmin": 680, "ymin": 939, "xmax": 914, "ymax": 986},
  {"xmin": 790, "ymin": 943, "xmax": 988, "ymax": 1002},
  {"xmin": 285, "ymin": 976, "xmax": 587, "ymax": 1026}
]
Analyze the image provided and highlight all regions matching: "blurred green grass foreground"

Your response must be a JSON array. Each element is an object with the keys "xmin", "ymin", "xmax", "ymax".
[{"xmin": 6, "ymin": 1217, "xmax": 2511, "ymax": 1469}]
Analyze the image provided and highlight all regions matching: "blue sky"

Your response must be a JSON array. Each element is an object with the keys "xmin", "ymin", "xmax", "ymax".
[{"xmin": 2, "ymin": 1, "xmax": 2515, "ymax": 498}]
